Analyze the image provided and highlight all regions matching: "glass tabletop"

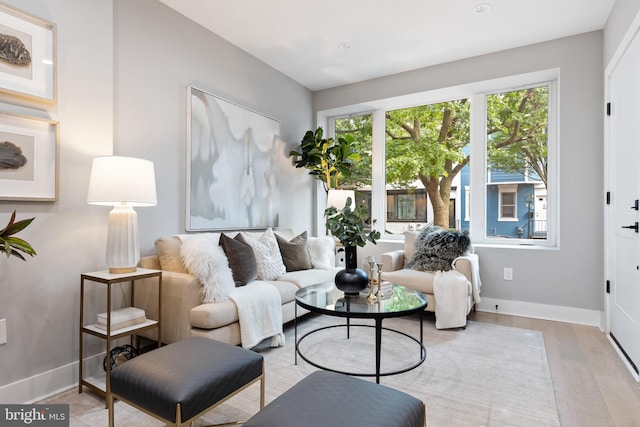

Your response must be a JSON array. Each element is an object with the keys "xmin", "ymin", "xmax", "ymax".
[{"xmin": 295, "ymin": 281, "xmax": 428, "ymax": 319}]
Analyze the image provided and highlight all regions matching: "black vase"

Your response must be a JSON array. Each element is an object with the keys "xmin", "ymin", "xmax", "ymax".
[{"xmin": 335, "ymin": 245, "xmax": 368, "ymax": 295}]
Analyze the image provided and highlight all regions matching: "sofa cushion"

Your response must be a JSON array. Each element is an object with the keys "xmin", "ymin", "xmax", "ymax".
[
  {"xmin": 190, "ymin": 300, "xmax": 239, "ymax": 329},
  {"xmin": 265, "ymin": 280, "xmax": 300, "ymax": 304},
  {"xmin": 155, "ymin": 236, "xmax": 189, "ymax": 273},
  {"xmin": 279, "ymin": 268, "xmax": 341, "ymax": 289},
  {"xmin": 276, "ymin": 231, "xmax": 313, "ymax": 272},
  {"xmin": 381, "ymin": 269, "xmax": 436, "ymax": 295},
  {"xmin": 219, "ymin": 233, "xmax": 258, "ymax": 286},
  {"xmin": 189, "ymin": 280, "xmax": 299, "ymax": 329},
  {"xmin": 238, "ymin": 228, "xmax": 286, "ymax": 280}
]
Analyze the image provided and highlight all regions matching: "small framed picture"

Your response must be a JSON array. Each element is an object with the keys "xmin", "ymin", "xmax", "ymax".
[
  {"xmin": 0, "ymin": 2, "xmax": 56, "ymax": 103},
  {"xmin": 0, "ymin": 112, "xmax": 58, "ymax": 201}
]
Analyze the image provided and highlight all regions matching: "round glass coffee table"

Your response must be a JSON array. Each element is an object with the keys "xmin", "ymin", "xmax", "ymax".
[{"xmin": 294, "ymin": 281, "xmax": 427, "ymax": 383}]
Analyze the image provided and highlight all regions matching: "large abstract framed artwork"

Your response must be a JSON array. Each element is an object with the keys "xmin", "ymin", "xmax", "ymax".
[
  {"xmin": 0, "ymin": 112, "xmax": 58, "ymax": 201},
  {"xmin": 187, "ymin": 86, "xmax": 280, "ymax": 231},
  {"xmin": 0, "ymin": 2, "xmax": 56, "ymax": 103}
]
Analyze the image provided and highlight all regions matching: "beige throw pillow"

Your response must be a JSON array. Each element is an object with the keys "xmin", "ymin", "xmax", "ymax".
[
  {"xmin": 403, "ymin": 231, "xmax": 419, "ymax": 266},
  {"xmin": 155, "ymin": 236, "xmax": 188, "ymax": 273},
  {"xmin": 276, "ymin": 231, "xmax": 312, "ymax": 272}
]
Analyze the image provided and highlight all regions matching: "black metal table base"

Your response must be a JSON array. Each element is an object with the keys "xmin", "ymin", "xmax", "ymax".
[{"xmin": 295, "ymin": 306, "xmax": 426, "ymax": 384}]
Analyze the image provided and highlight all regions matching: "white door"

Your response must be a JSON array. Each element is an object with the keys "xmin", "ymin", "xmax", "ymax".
[{"xmin": 609, "ymin": 29, "xmax": 640, "ymax": 373}]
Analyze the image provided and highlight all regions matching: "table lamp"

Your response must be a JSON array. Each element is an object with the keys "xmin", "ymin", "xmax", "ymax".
[
  {"xmin": 87, "ymin": 156, "xmax": 157, "ymax": 274},
  {"xmin": 326, "ymin": 189, "xmax": 355, "ymax": 210}
]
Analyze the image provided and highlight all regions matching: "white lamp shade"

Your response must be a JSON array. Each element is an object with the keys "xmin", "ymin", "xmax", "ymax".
[
  {"xmin": 87, "ymin": 156, "xmax": 157, "ymax": 206},
  {"xmin": 87, "ymin": 156, "xmax": 157, "ymax": 274},
  {"xmin": 327, "ymin": 189, "xmax": 356, "ymax": 209}
]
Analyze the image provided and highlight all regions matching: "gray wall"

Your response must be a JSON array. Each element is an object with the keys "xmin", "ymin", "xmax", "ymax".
[
  {"xmin": 0, "ymin": 0, "xmax": 114, "ymax": 400},
  {"xmin": 0, "ymin": 0, "xmax": 314, "ymax": 402},
  {"xmin": 604, "ymin": 0, "xmax": 640, "ymax": 65},
  {"xmin": 316, "ymin": 32, "xmax": 605, "ymax": 314},
  {"xmin": 114, "ymin": 0, "xmax": 315, "ymax": 254}
]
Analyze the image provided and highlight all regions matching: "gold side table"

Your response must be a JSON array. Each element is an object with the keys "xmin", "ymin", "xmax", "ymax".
[{"xmin": 78, "ymin": 268, "xmax": 162, "ymax": 404}]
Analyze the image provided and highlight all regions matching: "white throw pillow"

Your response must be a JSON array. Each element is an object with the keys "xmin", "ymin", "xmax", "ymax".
[
  {"xmin": 239, "ymin": 228, "xmax": 286, "ymax": 280},
  {"xmin": 307, "ymin": 236, "xmax": 336, "ymax": 269},
  {"xmin": 180, "ymin": 234, "xmax": 235, "ymax": 303}
]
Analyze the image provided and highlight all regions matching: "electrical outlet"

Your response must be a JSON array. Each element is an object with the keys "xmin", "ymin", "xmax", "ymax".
[
  {"xmin": 0, "ymin": 319, "xmax": 6, "ymax": 345},
  {"xmin": 504, "ymin": 267, "xmax": 513, "ymax": 281}
]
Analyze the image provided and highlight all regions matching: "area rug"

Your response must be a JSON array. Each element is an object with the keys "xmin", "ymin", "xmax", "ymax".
[{"xmin": 66, "ymin": 315, "xmax": 560, "ymax": 426}]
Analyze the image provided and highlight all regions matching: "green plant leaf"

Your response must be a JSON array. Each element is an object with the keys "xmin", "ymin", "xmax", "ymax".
[
  {"xmin": 0, "ymin": 211, "xmax": 36, "ymax": 261},
  {"xmin": 324, "ymin": 197, "xmax": 379, "ymax": 247}
]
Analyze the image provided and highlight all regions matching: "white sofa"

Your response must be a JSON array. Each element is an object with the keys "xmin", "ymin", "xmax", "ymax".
[
  {"xmin": 134, "ymin": 229, "xmax": 340, "ymax": 346},
  {"xmin": 380, "ymin": 231, "xmax": 481, "ymax": 328}
]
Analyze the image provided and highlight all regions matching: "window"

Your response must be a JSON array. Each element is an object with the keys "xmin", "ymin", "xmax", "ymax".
[
  {"xmin": 384, "ymin": 100, "xmax": 469, "ymax": 234},
  {"xmin": 498, "ymin": 186, "xmax": 517, "ymax": 220},
  {"xmin": 483, "ymin": 84, "xmax": 552, "ymax": 242},
  {"xmin": 326, "ymin": 70, "xmax": 557, "ymax": 247}
]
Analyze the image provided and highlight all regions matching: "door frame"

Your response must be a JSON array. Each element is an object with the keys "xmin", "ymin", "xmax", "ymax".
[{"xmin": 604, "ymin": 9, "xmax": 640, "ymax": 381}]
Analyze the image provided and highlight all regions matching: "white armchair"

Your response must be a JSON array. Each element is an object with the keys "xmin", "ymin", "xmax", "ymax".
[{"xmin": 380, "ymin": 231, "xmax": 481, "ymax": 329}]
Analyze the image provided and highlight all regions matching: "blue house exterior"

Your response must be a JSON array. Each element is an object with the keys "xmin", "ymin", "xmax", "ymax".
[{"xmin": 458, "ymin": 165, "xmax": 546, "ymax": 239}]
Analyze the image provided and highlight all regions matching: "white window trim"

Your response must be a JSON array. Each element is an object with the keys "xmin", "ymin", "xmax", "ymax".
[
  {"xmin": 498, "ymin": 184, "xmax": 518, "ymax": 221},
  {"xmin": 320, "ymin": 68, "xmax": 559, "ymax": 248}
]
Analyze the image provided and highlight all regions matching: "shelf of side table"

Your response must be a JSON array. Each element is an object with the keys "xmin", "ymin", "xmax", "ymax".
[{"xmin": 78, "ymin": 268, "xmax": 162, "ymax": 403}]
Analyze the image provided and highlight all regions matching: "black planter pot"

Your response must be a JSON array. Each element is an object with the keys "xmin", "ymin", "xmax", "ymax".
[{"xmin": 335, "ymin": 246, "xmax": 368, "ymax": 295}]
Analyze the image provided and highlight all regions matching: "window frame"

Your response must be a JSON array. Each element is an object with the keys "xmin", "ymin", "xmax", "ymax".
[
  {"xmin": 322, "ymin": 69, "xmax": 559, "ymax": 248},
  {"xmin": 498, "ymin": 185, "xmax": 518, "ymax": 221}
]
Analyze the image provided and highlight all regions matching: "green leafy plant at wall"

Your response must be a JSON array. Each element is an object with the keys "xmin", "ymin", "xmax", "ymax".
[
  {"xmin": 0, "ymin": 210, "xmax": 36, "ymax": 261},
  {"xmin": 289, "ymin": 127, "xmax": 360, "ymax": 191},
  {"xmin": 325, "ymin": 197, "xmax": 380, "ymax": 247}
]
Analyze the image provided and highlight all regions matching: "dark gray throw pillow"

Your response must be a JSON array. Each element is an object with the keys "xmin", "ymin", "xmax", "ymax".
[
  {"xmin": 275, "ymin": 231, "xmax": 313, "ymax": 272},
  {"xmin": 219, "ymin": 233, "xmax": 257, "ymax": 286},
  {"xmin": 406, "ymin": 226, "xmax": 471, "ymax": 272}
]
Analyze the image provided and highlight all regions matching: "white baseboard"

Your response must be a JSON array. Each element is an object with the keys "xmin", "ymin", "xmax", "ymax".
[
  {"xmin": 607, "ymin": 335, "xmax": 640, "ymax": 382},
  {"xmin": 0, "ymin": 352, "xmax": 104, "ymax": 404},
  {"xmin": 476, "ymin": 297, "xmax": 603, "ymax": 330}
]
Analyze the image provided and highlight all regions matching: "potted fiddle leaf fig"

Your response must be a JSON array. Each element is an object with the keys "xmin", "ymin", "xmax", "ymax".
[
  {"xmin": 0, "ymin": 210, "xmax": 36, "ymax": 261},
  {"xmin": 289, "ymin": 127, "xmax": 360, "ymax": 191}
]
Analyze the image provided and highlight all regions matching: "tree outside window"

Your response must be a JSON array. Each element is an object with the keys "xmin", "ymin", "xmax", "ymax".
[{"xmin": 331, "ymin": 81, "xmax": 552, "ymax": 243}]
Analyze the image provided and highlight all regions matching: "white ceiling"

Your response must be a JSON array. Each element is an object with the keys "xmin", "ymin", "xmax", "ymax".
[{"xmin": 158, "ymin": 0, "xmax": 615, "ymax": 91}]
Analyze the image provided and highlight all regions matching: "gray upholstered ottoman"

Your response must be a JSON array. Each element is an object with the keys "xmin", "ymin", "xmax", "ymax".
[
  {"xmin": 107, "ymin": 336, "xmax": 264, "ymax": 427},
  {"xmin": 244, "ymin": 371, "xmax": 425, "ymax": 427}
]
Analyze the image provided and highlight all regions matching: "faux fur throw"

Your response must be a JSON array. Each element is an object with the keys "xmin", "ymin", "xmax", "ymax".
[
  {"xmin": 180, "ymin": 234, "xmax": 235, "ymax": 303},
  {"xmin": 406, "ymin": 226, "xmax": 471, "ymax": 272}
]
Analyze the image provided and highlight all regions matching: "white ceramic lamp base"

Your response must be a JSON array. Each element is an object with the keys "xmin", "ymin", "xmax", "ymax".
[{"xmin": 106, "ymin": 205, "xmax": 139, "ymax": 274}]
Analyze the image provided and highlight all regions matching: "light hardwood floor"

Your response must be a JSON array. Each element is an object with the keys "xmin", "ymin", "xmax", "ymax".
[
  {"xmin": 467, "ymin": 311, "xmax": 640, "ymax": 427},
  {"xmin": 43, "ymin": 312, "xmax": 640, "ymax": 426}
]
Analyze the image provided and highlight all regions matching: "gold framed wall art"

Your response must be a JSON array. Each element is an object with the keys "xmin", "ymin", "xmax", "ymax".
[
  {"xmin": 0, "ymin": 2, "xmax": 56, "ymax": 103},
  {"xmin": 0, "ymin": 111, "xmax": 58, "ymax": 201}
]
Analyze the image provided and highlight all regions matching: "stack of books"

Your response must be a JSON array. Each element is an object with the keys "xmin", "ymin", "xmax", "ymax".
[{"xmin": 95, "ymin": 307, "xmax": 146, "ymax": 331}]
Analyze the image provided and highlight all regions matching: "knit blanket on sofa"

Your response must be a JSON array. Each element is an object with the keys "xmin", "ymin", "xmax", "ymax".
[{"xmin": 229, "ymin": 281, "xmax": 285, "ymax": 349}]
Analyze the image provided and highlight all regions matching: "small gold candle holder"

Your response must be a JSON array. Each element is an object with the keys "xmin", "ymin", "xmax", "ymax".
[
  {"xmin": 366, "ymin": 258, "xmax": 377, "ymax": 302},
  {"xmin": 375, "ymin": 262, "xmax": 385, "ymax": 298}
]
